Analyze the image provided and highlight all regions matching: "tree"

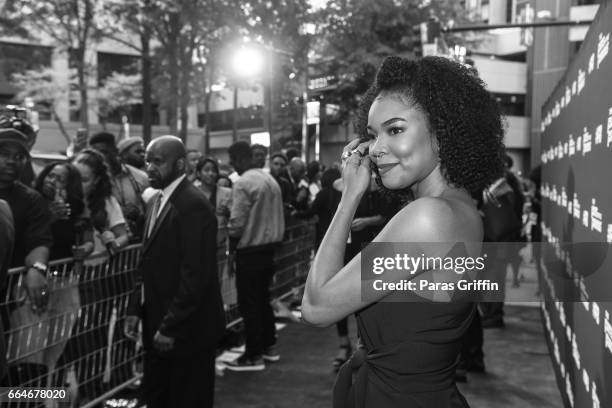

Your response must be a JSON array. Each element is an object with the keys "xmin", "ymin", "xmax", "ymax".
[
  {"xmin": 5, "ymin": 0, "xmax": 108, "ymax": 129},
  {"xmin": 99, "ymin": 0, "xmax": 156, "ymax": 144},
  {"xmin": 103, "ymin": 0, "xmax": 244, "ymax": 142},
  {"xmin": 234, "ymin": 0, "xmax": 313, "ymax": 150},
  {"xmin": 97, "ymin": 72, "xmax": 142, "ymax": 131},
  {"xmin": 314, "ymin": 0, "xmax": 478, "ymax": 124},
  {"xmin": 11, "ymin": 67, "xmax": 73, "ymax": 143},
  {"xmin": 0, "ymin": 0, "xmax": 29, "ymax": 38}
]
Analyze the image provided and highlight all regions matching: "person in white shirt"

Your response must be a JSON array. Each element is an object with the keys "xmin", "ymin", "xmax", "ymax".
[{"xmin": 226, "ymin": 141, "xmax": 284, "ymax": 372}]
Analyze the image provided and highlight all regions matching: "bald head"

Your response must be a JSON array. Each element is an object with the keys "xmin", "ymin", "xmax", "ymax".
[
  {"xmin": 289, "ymin": 157, "xmax": 306, "ymax": 180},
  {"xmin": 148, "ymin": 135, "xmax": 186, "ymax": 160},
  {"xmin": 145, "ymin": 135, "xmax": 187, "ymax": 189}
]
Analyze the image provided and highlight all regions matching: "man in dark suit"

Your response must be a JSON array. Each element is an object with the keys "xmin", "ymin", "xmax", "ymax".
[{"xmin": 125, "ymin": 135, "xmax": 225, "ymax": 408}]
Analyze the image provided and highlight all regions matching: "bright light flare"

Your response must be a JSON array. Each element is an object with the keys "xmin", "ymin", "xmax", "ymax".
[{"xmin": 232, "ymin": 46, "xmax": 264, "ymax": 78}]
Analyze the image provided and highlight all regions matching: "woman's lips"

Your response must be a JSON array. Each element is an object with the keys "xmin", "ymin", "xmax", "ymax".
[{"xmin": 376, "ymin": 163, "xmax": 398, "ymax": 175}]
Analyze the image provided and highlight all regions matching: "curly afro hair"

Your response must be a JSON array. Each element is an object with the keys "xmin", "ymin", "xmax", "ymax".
[{"xmin": 357, "ymin": 56, "xmax": 506, "ymax": 199}]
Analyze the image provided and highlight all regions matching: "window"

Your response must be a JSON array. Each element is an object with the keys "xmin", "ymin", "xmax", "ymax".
[
  {"xmin": 492, "ymin": 93, "xmax": 525, "ymax": 116},
  {"xmin": 198, "ymin": 106, "xmax": 264, "ymax": 131},
  {"xmin": 0, "ymin": 42, "xmax": 52, "ymax": 100},
  {"xmin": 97, "ymin": 52, "xmax": 139, "ymax": 85}
]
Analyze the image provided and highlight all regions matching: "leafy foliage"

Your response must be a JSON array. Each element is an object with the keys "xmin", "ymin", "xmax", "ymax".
[
  {"xmin": 12, "ymin": 67, "xmax": 73, "ymax": 141},
  {"xmin": 97, "ymin": 72, "xmax": 142, "ymax": 121},
  {"xmin": 313, "ymin": 0, "xmax": 478, "ymax": 124}
]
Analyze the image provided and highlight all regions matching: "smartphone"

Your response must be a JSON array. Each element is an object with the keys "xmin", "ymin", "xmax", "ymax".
[{"xmin": 75, "ymin": 128, "xmax": 89, "ymax": 151}]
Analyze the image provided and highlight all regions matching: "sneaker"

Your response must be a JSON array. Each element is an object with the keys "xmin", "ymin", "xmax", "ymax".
[
  {"xmin": 224, "ymin": 354, "xmax": 265, "ymax": 372},
  {"xmin": 263, "ymin": 346, "xmax": 280, "ymax": 362}
]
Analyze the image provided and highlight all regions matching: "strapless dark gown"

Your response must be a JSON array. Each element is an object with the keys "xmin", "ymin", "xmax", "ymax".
[{"xmin": 333, "ymin": 300, "xmax": 474, "ymax": 408}]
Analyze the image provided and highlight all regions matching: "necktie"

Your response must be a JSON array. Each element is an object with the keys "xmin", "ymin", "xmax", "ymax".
[{"xmin": 147, "ymin": 193, "xmax": 163, "ymax": 238}]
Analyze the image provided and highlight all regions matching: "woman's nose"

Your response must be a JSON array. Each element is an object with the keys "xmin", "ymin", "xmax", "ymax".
[{"xmin": 368, "ymin": 136, "xmax": 385, "ymax": 159}]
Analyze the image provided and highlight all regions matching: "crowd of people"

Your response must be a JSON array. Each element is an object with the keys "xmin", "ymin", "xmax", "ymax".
[
  {"xmin": 0, "ymin": 55, "xmax": 545, "ymax": 408},
  {"xmin": 0, "ymin": 113, "xmax": 344, "ymax": 406}
]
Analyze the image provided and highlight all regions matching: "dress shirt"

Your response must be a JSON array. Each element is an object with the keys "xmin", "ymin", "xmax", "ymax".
[{"xmin": 157, "ymin": 174, "xmax": 186, "ymax": 217}]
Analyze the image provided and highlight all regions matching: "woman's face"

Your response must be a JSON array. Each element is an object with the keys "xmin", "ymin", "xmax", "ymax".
[
  {"xmin": 199, "ymin": 162, "xmax": 218, "ymax": 186},
  {"xmin": 367, "ymin": 94, "xmax": 438, "ymax": 190},
  {"xmin": 42, "ymin": 164, "xmax": 68, "ymax": 198},
  {"xmin": 74, "ymin": 162, "xmax": 96, "ymax": 196}
]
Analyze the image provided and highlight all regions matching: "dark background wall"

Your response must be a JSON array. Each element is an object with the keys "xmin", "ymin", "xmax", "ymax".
[{"xmin": 540, "ymin": 2, "xmax": 612, "ymax": 407}]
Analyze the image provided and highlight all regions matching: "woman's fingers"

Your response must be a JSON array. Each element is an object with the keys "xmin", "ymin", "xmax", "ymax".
[
  {"xmin": 360, "ymin": 154, "xmax": 371, "ymax": 169},
  {"xmin": 344, "ymin": 143, "xmax": 372, "ymax": 166},
  {"xmin": 342, "ymin": 138, "xmax": 361, "ymax": 154}
]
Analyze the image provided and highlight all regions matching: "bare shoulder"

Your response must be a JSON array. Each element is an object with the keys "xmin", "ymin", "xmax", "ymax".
[{"xmin": 376, "ymin": 196, "xmax": 482, "ymax": 243}]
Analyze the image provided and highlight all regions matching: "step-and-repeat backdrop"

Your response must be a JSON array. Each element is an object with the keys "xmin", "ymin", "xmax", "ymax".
[{"xmin": 539, "ymin": 2, "xmax": 612, "ymax": 408}]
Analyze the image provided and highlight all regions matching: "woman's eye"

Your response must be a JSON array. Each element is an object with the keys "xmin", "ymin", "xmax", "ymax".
[{"xmin": 388, "ymin": 127, "xmax": 403, "ymax": 135}]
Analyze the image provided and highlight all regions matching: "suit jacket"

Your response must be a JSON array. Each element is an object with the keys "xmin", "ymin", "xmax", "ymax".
[
  {"xmin": 0, "ymin": 200, "xmax": 14, "ymax": 379},
  {"xmin": 128, "ymin": 178, "xmax": 225, "ymax": 354}
]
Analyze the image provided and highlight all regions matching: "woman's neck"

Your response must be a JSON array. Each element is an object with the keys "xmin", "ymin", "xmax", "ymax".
[
  {"xmin": 411, "ymin": 163, "xmax": 450, "ymax": 199},
  {"xmin": 200, "ymin": 182, "xmax": 215, "ymax": 196}
]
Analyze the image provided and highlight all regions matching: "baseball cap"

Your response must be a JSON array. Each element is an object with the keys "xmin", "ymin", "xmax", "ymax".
[
  {"xmin": 0, "ymin": 115, "xmax": 37, "ymax": 148},
  {"xmin": 0, "ymin": 128, "xmax": 30, "ymax": 156},
  {"xmin": 117, "ymin": 137, "xmax": 144, "ymax": 155}
]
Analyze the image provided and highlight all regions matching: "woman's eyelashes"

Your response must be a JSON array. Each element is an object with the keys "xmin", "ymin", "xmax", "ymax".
[{"xmin": 387, "ymin": 126, "xmax": 404, "ymax": 135}]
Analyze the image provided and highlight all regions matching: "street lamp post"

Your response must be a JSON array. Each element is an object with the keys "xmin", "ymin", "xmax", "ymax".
[
  {"xmin": 228, "ymin": 41, "xmax": 293, "ymax": 147},
  {"xmin": 300, "ymin": 23, "xmax": 317, "ymax": 162},
  {"xmin": 230, "ymin": 44, "xmax": 264, "ymax": 143},
  {"xmin": 232, "ymin": 85, "xmax": 239, "ymax": 143}
]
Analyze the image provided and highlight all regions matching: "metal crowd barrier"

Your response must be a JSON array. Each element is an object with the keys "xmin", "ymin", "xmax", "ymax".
[{"xmin": 1, "ymin": 218, "xmax": 315, "ymax": 407}]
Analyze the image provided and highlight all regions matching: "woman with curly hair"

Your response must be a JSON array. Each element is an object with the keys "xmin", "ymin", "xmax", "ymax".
[
  {"xmin": 72, "ymin": 149, "xmax": 129, "ymax": 257},
  {"xmin": 68, "ymin": 149, "xmax": 130, "ymax": 399},
  {"xmin": 29, "ymin": 162, "xmax": 94, "ymax": 390},
  {"xmin": 302, "ymin": 56, "xmax": 505, "ymax": 407},
  {"xmin": 34, "ymin": 162, "xmax": 94, "ymax": 260}
]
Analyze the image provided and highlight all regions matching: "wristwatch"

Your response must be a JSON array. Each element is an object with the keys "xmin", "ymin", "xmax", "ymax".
[{"xmin": 30, "ymin": 262, "xmax": 48, "ymax": 273}]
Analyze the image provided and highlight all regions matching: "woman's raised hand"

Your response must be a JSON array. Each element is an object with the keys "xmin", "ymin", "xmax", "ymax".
[{"xmin": 341, "ymin": 139, "xmax": 373, "ymax": 200}]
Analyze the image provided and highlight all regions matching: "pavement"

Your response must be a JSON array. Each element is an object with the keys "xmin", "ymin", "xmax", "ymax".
[
  {"xmin": 215, "ymin": 253, "xmax": 563, "ymax": 408},
  {"xmin": 105, "ymin": 248, "xmax": 563, "ymax": 408}
]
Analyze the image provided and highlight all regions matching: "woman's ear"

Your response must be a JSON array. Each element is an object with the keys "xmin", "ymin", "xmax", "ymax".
[{"xmin": 430, "ymin": 134, "xmax": 440, "ymax": 157}]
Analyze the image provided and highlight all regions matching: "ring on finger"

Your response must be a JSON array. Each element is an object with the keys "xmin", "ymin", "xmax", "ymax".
[{"xmin": 341, "ymin": 151, "xmax": 352, "ymax": 160}]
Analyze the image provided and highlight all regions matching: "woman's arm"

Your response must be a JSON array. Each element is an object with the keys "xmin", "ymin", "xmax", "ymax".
[
  {"xmin": 72, "ymin": 225, "xmax": 95, "ymax": 259},
  {"xmin": 351, "ymin": 214, "xmax": 385, "ymax": 231},
  {"xmin": 110, "ymin": 223, "xmax": 129, "ymax": 249},
  {"xmin": 302, "ymin": 196, "xmax": 463, "ymax": 326},
  {"xmin": 102, "ymin": 196, "xmax": 130, "ymax": 250},
  {"xmin": 302, "ymin": 140, "xmax": 479, "ymax": 326},
  {"xmin": 302, "ymin": 140, "xmax": 372, "ymax": 326}
]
